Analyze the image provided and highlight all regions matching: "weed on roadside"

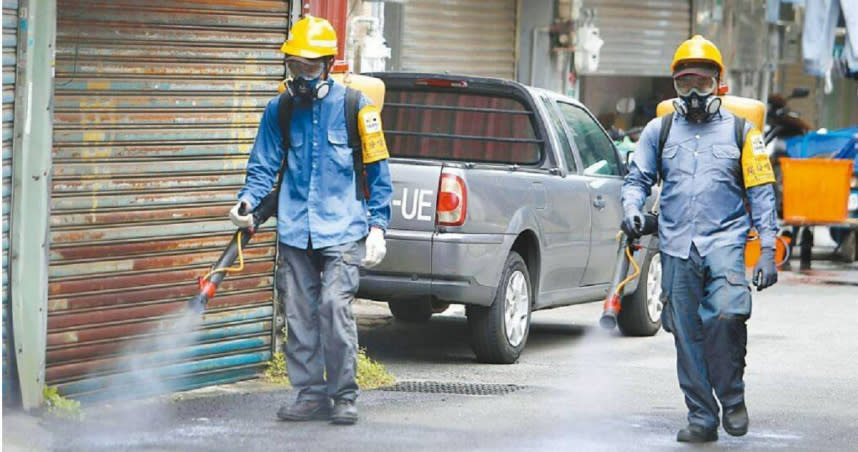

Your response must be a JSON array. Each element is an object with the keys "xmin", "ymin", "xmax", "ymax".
[
  {"xmin": 43, "ymin": 386, "xmax": 84, "ymax": 421},
  {"xmin": 263, "ymin": 348, "xmax": 395, "ymax": 389},
  {"xmin": 356, "ymin": 348, "xmax": 396, "ymax": 389},
  {"xmin": 264, "ymin": 352, "xmax": 291, "ymax": 386}
]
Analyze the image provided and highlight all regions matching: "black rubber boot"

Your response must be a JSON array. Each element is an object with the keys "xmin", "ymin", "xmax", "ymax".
[
  {"xmin": 276, "ymin": 399, "xmax": 332, "ymax": 421},
  {"xmin": 330, "ymin": 399, "xmax": 358, "ymax": 425},
  {"xmin": 677, "ymin": 424, "xmax": 718, "ymax": 443},
  {"xmin": 723, "ymin": 402, "xmax": 749, "ymax": 437}
]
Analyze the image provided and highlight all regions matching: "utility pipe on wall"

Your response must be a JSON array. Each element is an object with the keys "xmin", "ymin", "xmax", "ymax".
[
  {"xmin": 11, "ymin": 0, "xmax": 57, "ymax": 411},
  {"xmin": 530, "ymin": 26, "xmax": 551, "ymax": 86}
]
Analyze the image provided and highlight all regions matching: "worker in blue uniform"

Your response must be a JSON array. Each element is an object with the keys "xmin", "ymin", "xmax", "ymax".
[
  {"xmin": 622, "ymin": 35, "xmax": 778, "ymax": 443},
  {"xmin": 230, "ymin": 16, "xmax": 393, "ymax": 425}
]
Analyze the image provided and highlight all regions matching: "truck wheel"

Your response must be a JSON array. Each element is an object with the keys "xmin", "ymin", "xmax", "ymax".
[
  {"xmin": 467, "ymin": 252, "xmax": 531, "ymax": 364},
  {"xmin": 618, "ymin": 243, "xmax": 662, "ymax": 337},
  {"xmin": 388, "ymin": 300, "xmax": 433, "ymax": 323},
  {"xmin": 431, "ymin": 301, "xmax": 451, "ymax": 314}
]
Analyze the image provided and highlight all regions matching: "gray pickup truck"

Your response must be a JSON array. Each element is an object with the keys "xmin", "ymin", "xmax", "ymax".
[{"xmin": 359, "ymin": 73, "xmax": 660, "ymax": 363}]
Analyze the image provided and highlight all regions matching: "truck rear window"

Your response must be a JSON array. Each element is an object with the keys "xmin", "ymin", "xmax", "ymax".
[{"xmin": 381, "ymin": 89, "xmax": 542, "ymax": 164}]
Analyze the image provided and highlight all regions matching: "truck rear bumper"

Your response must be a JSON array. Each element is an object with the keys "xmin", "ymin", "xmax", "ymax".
[{"xmin": 359, "ymin": 232, "xmax": 512, "ymax": 307}]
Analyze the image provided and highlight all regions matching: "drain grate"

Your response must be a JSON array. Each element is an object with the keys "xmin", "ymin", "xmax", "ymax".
[{"xmin": 379, "ymin": 381, "xmax": 525, "ymax": 396}]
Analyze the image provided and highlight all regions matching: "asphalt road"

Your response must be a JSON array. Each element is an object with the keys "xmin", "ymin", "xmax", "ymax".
[{"xmin": 9, "ymin": 260, "xmax": 858, "ymax": 451}]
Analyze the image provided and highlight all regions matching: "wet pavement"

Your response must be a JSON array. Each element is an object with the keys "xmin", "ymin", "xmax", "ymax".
[{"xmin": 5, "ymin": 258, "xmax": 857, "ymax": 451}]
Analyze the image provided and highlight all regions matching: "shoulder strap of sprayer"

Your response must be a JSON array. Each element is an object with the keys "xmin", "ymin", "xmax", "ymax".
[
  {"xmin": 655, "ymin": 112, "xmax": 673, "ymax": 183},
  {"xmin": 733, "ymin": 115, "xmax": 747, "ymax": 152},
  {"xmin": 276, "ymin": 91, "xmax": 294, "ymax": 193},
  {"xmin": 276, "ymin": 87, "xmax": 365, "ymax": 200},
  {"xmin": 733, "ymin": 114, "xmax": 747, "ymax": 189},
  {"xmin": 655, "ymin": 112, "xmax": 747, "ymax": 182},
  {"xmin": 344, "ymin": 86, "xmax": 367, "ymax": 201}
]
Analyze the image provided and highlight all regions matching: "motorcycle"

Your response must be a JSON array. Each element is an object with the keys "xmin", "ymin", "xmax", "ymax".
[
  {"xmin": 764, "ymin": 88, "xmax": 858, "ymax": 264},
  {"xmin": 764, "ymin": 87, "xmax": 811, "ymax": 218}
]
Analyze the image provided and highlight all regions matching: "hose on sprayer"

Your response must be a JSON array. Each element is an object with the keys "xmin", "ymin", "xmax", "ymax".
[{"xmin": 187, "ymin": 191, "xmax": 279, "ymax": 312}]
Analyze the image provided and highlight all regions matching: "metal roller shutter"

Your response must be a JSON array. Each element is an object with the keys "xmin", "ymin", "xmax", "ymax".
[
  {"xmin": 2, "ymin": 0, "xmax": 18, "ymax": 404},
  {"xmin": 49, "ymin": 0, "xmax": 288, "ymax": 400},
  {"xmin": 399, "ymin": 0, "xmax": 517, "ymax": 79},
  {"xmin": 583, "ymin": 0, "xmax": 690, "ymax": 76}
]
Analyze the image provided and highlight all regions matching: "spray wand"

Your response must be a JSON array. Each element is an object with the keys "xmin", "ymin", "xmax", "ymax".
[
  {"xmin": 187, "ymin": 191, "xmax": 279, "ymax": 313},
  {"xmin": 599, "ymin": 213, "xmax": 658, "ymax": 330}
]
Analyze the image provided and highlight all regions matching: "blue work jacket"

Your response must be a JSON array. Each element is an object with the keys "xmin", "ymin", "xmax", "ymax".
[
  {"xmin": 237, "ymin": 82, "xmax": 393, "ymax": 249},
  {"xmin": 622, "ymin": 109, "xmax": 777, "ymax": 259}
]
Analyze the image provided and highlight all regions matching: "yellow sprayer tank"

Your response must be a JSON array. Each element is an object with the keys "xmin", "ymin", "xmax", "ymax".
[
  {"xmin": 277, "ymin": 73, "xmax": 386, "ymax": 110},
  {"xmin": 656, "ymin": 95, "xmax": 765, "ymax": 130}
]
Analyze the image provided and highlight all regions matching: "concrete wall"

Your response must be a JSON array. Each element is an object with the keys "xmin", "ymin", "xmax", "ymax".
[{"xmin": 516, "ymin": 0, "xmax": 567, "ymax": 92}]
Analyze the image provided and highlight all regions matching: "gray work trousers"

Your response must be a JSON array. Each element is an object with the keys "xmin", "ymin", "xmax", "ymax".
[
  {"xmin": 276, "ymin": 241, "xmax": 361, "ymax": 402},
  {"xmin": 661, "ymin": 244, "xmax": 751, "ymax": 429}
]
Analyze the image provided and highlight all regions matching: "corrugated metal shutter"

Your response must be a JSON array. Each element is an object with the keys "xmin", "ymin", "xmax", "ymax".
[
  {"xmin": 2, "ymin": 0, "xmax": 19, "ymax": 404},
  {"xmin": 583, "ymin": 0, "xmax": 690, "ymax": 76},
  {"xmin": 399, "ymin": 0, "xmax": 517, "ymax": 79},
  {"xmin": 49, "ymin": 0, "xmax": 288, "ymax": 400}
]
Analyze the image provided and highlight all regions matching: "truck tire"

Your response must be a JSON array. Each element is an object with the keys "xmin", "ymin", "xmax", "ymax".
[
  {"xmin": 388, "ymin": 300, "xmax": 433, "ymax": 323},
  {"xmin": 618, "ymin": 241, "xmax": 662, "ymax": 337},
  {"xmin": 467, "ymin": 252, "xmax": 531, "ymax": 364}
]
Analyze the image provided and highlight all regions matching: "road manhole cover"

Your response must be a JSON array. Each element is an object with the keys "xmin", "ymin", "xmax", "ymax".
[{"xmin": 379, "ymin": 381, "xmax": 525, "ymax": 396}]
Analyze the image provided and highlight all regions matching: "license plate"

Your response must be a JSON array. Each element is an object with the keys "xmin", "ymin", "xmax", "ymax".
[{"xmin": 849, "ymin": 193, "xmax": 858, "ymax": 211}]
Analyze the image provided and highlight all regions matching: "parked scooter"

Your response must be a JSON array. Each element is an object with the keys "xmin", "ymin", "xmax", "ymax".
[
  {"xmin": 764, "ymin": 88, "xmax": 811, "ymax": 218},
  {"xmin": 764, "ymin": 88, "xmax": 858, "ymax": 264},
  {"xmin": 764, "ymin": 88, "xmax": 811, "ymax": 144}
]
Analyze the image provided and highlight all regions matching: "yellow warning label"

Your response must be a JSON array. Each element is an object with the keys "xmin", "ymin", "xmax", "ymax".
[
  {"xmin": 741, "ymin": 129, "xmax": 775, "ymax": 188},
  {"xmin": 358, "ymin": 105, "xmax": 389, "ymax": 163}
]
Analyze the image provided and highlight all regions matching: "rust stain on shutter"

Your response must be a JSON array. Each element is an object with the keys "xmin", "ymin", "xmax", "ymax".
[{"xmin": 50, "ymin": 0, "xmax": 289, "ymax": 400}]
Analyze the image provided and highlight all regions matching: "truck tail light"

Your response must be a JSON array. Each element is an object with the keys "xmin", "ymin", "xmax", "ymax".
[{"xmin": 437, "ymin": 173, "xmax": 467, "ymax": 226}]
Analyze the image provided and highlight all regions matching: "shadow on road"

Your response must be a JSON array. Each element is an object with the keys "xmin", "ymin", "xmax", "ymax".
[{"xmin": 357, "ymin": 312, "xmax": 591, "ymax": 365}]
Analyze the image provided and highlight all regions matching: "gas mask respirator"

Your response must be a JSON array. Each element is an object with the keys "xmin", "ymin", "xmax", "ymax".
[
  {"xmin": 286, "ymin": 57, "xmax": 332, "ymax": 101},
  {"xmin": 671, "ymin": 73, "xmax": 721, "ymax": 122}
]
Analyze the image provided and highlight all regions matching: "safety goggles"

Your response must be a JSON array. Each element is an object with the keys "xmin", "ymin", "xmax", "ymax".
[
  {"xmin": 673, "ymin": 74, "xmax": 717, "ymax": 97},
  {"xmin": 285, "ymin": 57, "xmax": 325, "ymax": 80}
]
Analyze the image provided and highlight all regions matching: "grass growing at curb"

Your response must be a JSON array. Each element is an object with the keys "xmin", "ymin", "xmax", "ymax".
[
  {"xmin": 264, "ymin": 352, "xmax": 291, "ymax": 386},
  {"xmin": 43, "ymin": 386, "xmax": 84, "ymax": 421},
  {"xmin": 264, "ymin": 348, "xmax": 395, "ymax": 389},
  {"xmin": 356, "ymin": 348, "xmax": 396, "ymax": 389}
]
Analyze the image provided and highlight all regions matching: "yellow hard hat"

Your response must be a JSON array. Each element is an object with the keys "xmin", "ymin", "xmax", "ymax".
[
  {"xmin": 670, "ymin": 35, "xmax": 725, "ymax": 78},
  {"xmin": 281, "ymin": 16, "xmax": 338, "ymax": 59}
]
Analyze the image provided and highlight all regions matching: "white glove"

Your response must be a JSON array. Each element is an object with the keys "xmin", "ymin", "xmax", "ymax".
[
  {"xmin": 362, "ymin": 227, "xmax": 386, "ymax": 268},
  {"xmin": 229, "ymin": 200, "xmax": 254, "ymax": 229}
]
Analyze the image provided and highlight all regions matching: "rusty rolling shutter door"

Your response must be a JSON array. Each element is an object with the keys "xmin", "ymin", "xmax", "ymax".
[
  {"xmin": 2, "ymin": 0, "xmax": 19, "ymax": 404},
  {"xmin": 50, "ymin": 0, "xmax": 288, "ymax": 400}
]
